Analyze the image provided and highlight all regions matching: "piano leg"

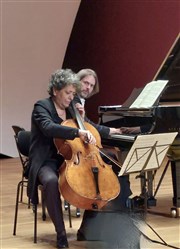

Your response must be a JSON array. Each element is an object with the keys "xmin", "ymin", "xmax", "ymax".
[
  {"xmin": 171, "ymin": 160, "xmax": 180, "ymax": 217},
  {"xmin": 139, "ymin": 171, "xmax": 157, "ymax": 207}
]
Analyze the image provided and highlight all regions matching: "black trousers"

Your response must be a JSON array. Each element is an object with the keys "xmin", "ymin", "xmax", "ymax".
[{"xmin": 38, "ymin": 165, "xmax": 65, "ymax": 235}]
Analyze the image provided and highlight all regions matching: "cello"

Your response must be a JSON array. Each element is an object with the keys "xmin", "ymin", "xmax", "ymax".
[{"xmin": 54, "ymin": 102, "xmax": 120, "ymax": 210}]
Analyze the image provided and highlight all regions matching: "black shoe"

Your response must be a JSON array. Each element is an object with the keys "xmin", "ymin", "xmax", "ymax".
[
  {"xmin": 77, "ymin": 230, "xmax": 86, "ymax": 241},
  {"xmin": 57, "ymin": 235, "xmax": 69, "ymax": 248}
]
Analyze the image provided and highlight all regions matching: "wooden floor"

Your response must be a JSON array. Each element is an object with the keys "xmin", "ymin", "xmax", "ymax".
[{"xmin": 0, "ymin": 157, "xmax": 180, "ymax": 249}]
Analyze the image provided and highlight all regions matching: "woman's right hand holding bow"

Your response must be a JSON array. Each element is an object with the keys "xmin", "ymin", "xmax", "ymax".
[{"xmin": 78, "ymin": 129, "xmax": 96, "ymax": 145}]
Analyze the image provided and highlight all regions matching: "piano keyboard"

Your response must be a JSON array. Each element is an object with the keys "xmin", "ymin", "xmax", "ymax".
[{"xmin": 109, "ymin": 134, "xmax": 136, "ymax": 142}]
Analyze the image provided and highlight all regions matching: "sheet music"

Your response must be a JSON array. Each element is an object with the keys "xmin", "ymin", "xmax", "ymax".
[
  {"xmin": 119, "ymin": 132, "xmax": 177, "ymax": 176},
  {"xmin": 129, "ymin": 80, "xmax": 168, "ymax": 109}
]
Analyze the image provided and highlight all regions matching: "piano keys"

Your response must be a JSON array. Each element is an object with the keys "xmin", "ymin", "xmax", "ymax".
[{"xmin": 103, "ymin": 134, "xmax": 136, "ymax": 150}]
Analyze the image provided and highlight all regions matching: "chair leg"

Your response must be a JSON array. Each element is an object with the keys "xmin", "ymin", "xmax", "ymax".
[
  {"xmin": 13, "ymin": 181, "xmax": 23, "ymax": 235},
  {"xmin": 76, "ymin": 208, "xmax": 81, "ymax": 218},
  {"xmin": 64, "ymin": 200, "xmax": 68, "ymax": 210},
  {"xmin": 28, "ymin": 197, "xmax": 31, "ymax": 209},
  {"xmin": 40, "ymin": 189, "xmax": 46, "ymax": 221},
  {"xmin": 20, "ymin": 174, "xmax": 24, "ymax": 202},
  {"xmin": 64, "ymin": 200, "xmax": 80, "ymax": 227},
  {"xmin": 33, "ymin": 204, "xmax": 37, "ymax": 243},
  {"xmin": 13, "ymin": 180, "xmax": 39, "ymax": 243},
  {"xmin": 67, "ymin": 203, "xmax": 72, "ymax": 228}
]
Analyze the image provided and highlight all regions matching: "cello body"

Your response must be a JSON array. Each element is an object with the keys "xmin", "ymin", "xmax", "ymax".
[{"xmin": 54, "ymin": 119, "xmax": 120, "ymax": 210}]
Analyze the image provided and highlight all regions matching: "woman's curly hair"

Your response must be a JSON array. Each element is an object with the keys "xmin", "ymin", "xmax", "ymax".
[{"xmin": 48, "ymin": 69, "xmax": 81, "ymax": 96}]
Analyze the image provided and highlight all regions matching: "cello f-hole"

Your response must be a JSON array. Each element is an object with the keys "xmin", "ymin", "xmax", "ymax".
[{"xmin": 74, "ymin": 151, "xmax": 81, "ymax": 165}]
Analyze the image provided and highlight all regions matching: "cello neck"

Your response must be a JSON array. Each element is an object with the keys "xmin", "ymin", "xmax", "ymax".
[{"xmin": 72, "ymin": 101, "xmax": 86, "ymax": 130}]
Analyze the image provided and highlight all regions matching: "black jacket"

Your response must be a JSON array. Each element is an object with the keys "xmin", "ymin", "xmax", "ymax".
[{"xmin": 27, "ymin": 98, "xmax": 79, "ymax": 204}]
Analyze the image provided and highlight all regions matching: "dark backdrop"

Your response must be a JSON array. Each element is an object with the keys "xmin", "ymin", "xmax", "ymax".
[{"xmin": 63, "ymin": 0, "xmax": 179, "ymax": 122}]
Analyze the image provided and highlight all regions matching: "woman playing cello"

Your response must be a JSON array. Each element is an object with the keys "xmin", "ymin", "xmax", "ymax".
[
  {"xmin": 27, "ymin": 69, "xmax": 97, "ymax": 248},
  {"xmin": 27, "ymin": 68, "xmax": 126, "ymax": 248}
]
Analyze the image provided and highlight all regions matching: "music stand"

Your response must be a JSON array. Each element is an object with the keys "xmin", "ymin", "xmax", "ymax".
[
  {"xmin": 118, "ymin": 132, "xmax": 179, "ymax": 249},
  {"xmin": 119, "ymin": 132, "xmax": 178, "ymax": 212}
]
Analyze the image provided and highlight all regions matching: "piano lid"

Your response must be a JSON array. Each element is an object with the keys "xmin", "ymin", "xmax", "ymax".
[{"xmin": 153, "ymin": 33, "xmax": 180, "ymax": 102}]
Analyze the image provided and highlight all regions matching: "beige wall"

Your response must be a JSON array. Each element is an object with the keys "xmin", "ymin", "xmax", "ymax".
[{"xmin": 0, "ymin": 1, "xmax": 80, "ymax": 157}]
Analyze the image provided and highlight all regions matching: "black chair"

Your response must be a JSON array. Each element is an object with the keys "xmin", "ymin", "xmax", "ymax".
[
  {"xmin": 12, "ymin": 128, "xmax": 46, "ymax": 243},
  {"xmin": 12, "ymin": 125, "xmax": 29, "ymax": 203},
  {"xmin": 12, "ymin": 125, "xmax": 25, "ymax": 135},
  {"xmin": 12, "ymin": 127, "xmax": 78, "ymax": 243}
]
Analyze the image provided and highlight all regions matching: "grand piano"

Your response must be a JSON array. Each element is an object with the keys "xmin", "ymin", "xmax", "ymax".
[{"xmin": 98, "ymin": 34, "xmax": 180, "ymax": 216}]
